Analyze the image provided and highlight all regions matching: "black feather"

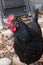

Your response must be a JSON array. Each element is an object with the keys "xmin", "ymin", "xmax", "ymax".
[{"xmin": 27, "ymin": 9, "xmax": 42, "ymax": 37}]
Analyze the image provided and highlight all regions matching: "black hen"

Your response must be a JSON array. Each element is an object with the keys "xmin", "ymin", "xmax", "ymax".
[
  {"xmin": 14, "ymin": 20, "xmax": 43, "ymax": 64},
  {"xmin": 6, "ymin": 14, "xmax": 43, "ymax": 65},
  {"xmin": 27, "ymin": 9, "xmax": 42, "ymax": 37}
]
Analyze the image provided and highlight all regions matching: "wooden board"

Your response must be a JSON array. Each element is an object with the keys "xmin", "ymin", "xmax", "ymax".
[{"xmin": 2, "ymin": 0, "xmax": 25, "ymax": 9}]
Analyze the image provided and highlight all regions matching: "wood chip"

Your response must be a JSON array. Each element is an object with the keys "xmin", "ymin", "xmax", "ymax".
[{"xmin": 6, "ymin": 45, "xmax": 12, "ymax": 51}]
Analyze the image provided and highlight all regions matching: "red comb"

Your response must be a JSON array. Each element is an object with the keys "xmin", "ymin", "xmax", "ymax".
[{"xmin": 6, "ymin": 14, "xmax": 14, "ymax": 25}]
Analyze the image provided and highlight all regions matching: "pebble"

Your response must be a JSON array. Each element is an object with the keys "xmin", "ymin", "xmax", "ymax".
[
  {"xmin": 0, "ymin": 26, "xmax": 3, "ymax": 30},
  {"xmin": 0, "ymin": 57, "xmax": 11, "ymax": 65}
]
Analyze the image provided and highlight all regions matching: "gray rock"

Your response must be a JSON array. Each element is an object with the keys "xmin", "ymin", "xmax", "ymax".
[{"xmin": 0, "ymin": 57, "xmax": 11, "ymax": 65}]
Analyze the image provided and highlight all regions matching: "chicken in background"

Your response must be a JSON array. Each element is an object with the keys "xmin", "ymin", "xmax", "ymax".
[{"xmin": 6, "ymin": 13, "xmax": 43, "ymax": 65}]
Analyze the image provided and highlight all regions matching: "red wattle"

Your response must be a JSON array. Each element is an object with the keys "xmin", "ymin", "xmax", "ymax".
[{"xmin": 9, "ymin": 26, "xmax": 16, "ymax": 32}]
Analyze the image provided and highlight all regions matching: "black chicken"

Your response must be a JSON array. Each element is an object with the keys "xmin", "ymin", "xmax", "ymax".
[
  {"xmin": 6, "ymin": 13, "xmax": 43, "ymax": 65},
  {"xmin": 13, "ymin": 19, "xmax": 43, "ymax": 65}
]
